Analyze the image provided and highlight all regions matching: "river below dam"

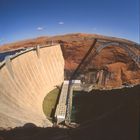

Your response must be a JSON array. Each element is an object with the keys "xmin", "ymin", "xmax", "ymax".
[{"xmin": 71, "ymin": 85, "xmax": 140, "ymax": 125}]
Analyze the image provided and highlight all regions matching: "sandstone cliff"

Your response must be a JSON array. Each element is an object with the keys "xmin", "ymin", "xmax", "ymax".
[{"xmin": 0, "ymin": 33, "xmax": 140, "ymax": 88}]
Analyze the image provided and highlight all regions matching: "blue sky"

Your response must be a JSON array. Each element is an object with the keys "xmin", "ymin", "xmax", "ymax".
[{"xmin": 0, "ymin": 0, "xmax": 139, "ymax": 45}]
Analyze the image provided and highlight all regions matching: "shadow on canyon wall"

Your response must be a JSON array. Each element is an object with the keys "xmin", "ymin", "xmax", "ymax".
[{"xmin": 0, "ymin": 85, "xmax": 140, "ymax": 140}]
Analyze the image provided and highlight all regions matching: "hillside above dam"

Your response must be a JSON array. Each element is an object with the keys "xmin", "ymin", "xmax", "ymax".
[{"xmin": 0, "ymin": 33, "xmax": 140, "ymax": 88}]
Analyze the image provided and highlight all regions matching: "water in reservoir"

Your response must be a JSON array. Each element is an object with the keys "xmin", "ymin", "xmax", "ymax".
[{"xmin": 0, "ymin": 49, "xmax": 25, "ymax": 62}]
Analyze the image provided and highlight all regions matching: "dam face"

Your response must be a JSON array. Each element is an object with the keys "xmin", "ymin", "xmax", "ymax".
[{"xmin": 0, "ymin": 44, "xmax": 64, "ymax": 129}]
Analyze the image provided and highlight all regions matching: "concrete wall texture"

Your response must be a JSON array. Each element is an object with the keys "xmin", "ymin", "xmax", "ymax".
[{"xmin": 0, "ymin": 44, "xmax": 64, "ymax": 128}]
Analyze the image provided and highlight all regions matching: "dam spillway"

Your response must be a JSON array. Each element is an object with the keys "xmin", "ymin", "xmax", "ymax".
[{"xmin": 0, "ymin": 44, "xmax": 64, "ymax": 129}]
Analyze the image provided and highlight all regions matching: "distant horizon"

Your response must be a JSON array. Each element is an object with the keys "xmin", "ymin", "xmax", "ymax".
[
  {"xmin": 0, "ymin": 32, "xmax": 139, "ymax": 47},
  {"xmin": 0, "ymin": 0, "xmax": 139, "ymax": 45}
]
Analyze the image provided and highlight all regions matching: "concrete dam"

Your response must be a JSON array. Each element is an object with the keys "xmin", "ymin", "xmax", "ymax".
[{"xmin": 0, "ymin": 44, "xmax": 64, "ymax": 129}]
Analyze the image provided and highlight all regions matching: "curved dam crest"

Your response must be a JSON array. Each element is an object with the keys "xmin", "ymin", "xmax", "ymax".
[{"xmin": 0, "ymin": 44, "xmax": 64, "ymax": 128}]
